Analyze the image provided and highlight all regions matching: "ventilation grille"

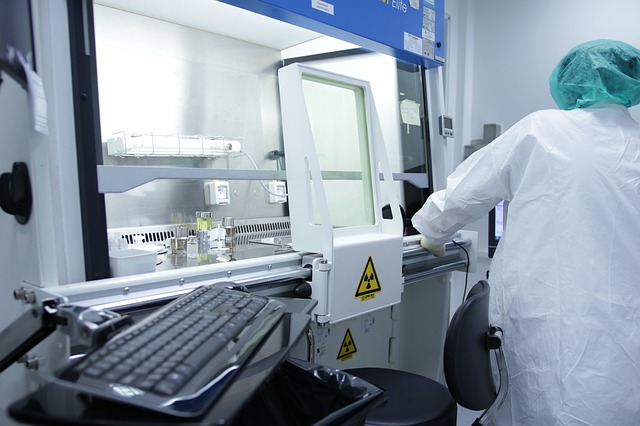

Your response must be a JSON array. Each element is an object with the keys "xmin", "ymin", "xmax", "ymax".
[
  {"xmin": 111, "ymin": 218, "xmax": 291, "ymax": 247},
  {"xmin": 121, "ymin": 229, "xmax": 193, "ymax": 246},
  {"xmin": 235, "ymin": 220, "xmax": 291, "ymax": 246}
]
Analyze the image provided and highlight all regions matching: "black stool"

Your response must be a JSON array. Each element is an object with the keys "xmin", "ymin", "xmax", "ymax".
[
  {"xmin": 345, "ymin": 368, "xmax": 456, "ymax": 426},
  {"xmin": 345, "ymin": 280, "xmax": 509, "ymax": 426}
]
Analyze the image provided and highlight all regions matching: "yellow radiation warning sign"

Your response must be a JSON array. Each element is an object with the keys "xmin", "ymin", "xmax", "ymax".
[
  {"xmin": 355, "ymin": 256, "xmax": 381, "ymax": 301},
  {"xmin": 337, "ymin": 328, "xmax": 357, "ymax": 361}
]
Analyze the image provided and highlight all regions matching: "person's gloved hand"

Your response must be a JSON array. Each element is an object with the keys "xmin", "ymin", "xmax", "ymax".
[{"xmin": 420, "ymin": 236, "xmax": 446, "ymax": 257}]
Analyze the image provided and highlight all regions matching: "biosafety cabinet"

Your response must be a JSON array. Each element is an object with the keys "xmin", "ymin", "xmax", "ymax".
[{"xmin": 0, "ymin": 0, "xmax": 476, "ymax": 424}]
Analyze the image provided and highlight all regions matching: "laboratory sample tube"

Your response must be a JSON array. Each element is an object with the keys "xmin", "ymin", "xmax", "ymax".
[
  {"xmin": 222, "ymin": 216, "xmax": 236, "ymax": 255},
  {"xmin": 187, "ymin": 236, "xmax": 198, "ymax": 259},
  {"xmin": 216, "ymin": 223, "xmax": 223, "ymax": 252},
  {"xmin": 196, "ymin": 211, "xmax": 212, "ymax": 253},
  {"xmin": 171, "ymin": 225, "xmax": 189, "ymax": 255}
]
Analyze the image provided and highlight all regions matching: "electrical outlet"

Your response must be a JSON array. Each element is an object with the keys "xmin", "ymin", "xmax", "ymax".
[
  {"xmin": 268, "ymin": 181, "xmax": 287, "ymax": 204},
  {"xmin": 204, "ymin": 180, "xmax": 230, "ymax": 205}
]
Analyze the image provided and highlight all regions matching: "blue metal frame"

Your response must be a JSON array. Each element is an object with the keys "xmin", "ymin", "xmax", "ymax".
[{"xmin": 220, "ymin": 0, "xmax": 445, "ymax": 68}]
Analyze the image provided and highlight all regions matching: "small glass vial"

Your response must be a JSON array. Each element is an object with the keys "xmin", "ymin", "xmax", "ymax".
[
  {"xmin": 171, "ymin": 225, "xmax": 189, "ymax": 256},
  {"xmin": 196, "ymin": 211, "xmax": 212, "ymax": 253},
  {"xmin": 222, "ymin": 216, "xmax": 236, "ymax": 255},
  {"xmin": 186, "ymin": 236, "xmax": 198, "ymax": 259}
]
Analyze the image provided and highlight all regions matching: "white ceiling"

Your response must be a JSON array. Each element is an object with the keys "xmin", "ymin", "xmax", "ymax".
[{"xmin": 94, "ymin": 0, "xmax": 323, "ymax": 50}]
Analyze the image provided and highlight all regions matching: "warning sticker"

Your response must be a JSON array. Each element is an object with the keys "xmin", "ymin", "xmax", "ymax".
[
  {"xmin": 337, "ymin": 328, "xmax": 357, "ymax": 361},
  {"xmin": 355, "ymin": 256, "xmax": 382, "ymax": 301}
]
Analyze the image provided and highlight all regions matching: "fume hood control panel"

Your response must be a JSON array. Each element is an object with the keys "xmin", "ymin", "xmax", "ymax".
[{"xmin": 439, "ymin": 115, "xmax": 454, "ymax": 138}]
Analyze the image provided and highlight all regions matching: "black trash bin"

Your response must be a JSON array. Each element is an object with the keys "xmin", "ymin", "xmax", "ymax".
[{"xmin": 233, "ymin": 358, "xmax": 386, "ymax": 426}]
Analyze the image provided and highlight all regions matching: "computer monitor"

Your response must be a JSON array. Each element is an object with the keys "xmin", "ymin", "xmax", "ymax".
[
  {"xmin": 488, "ymin": 200, "xmax": 504, "ymax": 258},
  {"xmin": 0, "ymin": 0, "xmax": 35, "ymax": 89}
]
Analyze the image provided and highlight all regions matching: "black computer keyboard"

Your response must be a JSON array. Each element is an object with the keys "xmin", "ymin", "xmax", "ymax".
[{"xmin": 54, "ymin": 284, "xmax": 286, "ymax": 418}]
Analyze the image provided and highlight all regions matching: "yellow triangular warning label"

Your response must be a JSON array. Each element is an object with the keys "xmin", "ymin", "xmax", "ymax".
[
  {"xmin": 337, "ymin": 328, "xmax": 357, "ymax": 361},
  {"xmin": 355, "ymin": 256, "xmax": 381, "ymax": 301}
]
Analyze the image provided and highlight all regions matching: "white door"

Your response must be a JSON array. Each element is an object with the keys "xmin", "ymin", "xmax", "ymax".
[
  {"xmin": 0, "ymin": 72, "xmax": 40, "ymax": 426},
  {"xmin": 0, "ymin": 1, "xmax": 84, "ymax": 422}
]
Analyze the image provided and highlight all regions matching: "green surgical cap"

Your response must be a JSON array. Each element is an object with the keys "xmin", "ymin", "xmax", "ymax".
[{"xmin": 549, "ymin": 39, "xmax": 640, "ymax": 110}]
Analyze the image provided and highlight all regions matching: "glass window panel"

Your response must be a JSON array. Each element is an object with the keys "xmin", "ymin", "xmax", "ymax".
[{"xmin": 301, "ymin": 73, "xmax": 375, "ymax": 227}]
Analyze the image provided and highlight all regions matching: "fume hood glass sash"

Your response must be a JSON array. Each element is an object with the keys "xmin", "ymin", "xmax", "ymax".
[
  {"xmin": 301, "ymin": 74, "xmax": 375, "ymax": 228},
  {"xmin": 279, "ymin": 64, "xmax": 403, "ymax": 255}
]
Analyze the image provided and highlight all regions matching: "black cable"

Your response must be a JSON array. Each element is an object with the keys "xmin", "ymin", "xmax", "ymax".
[{"xmin": 452, "ymin": 239, "xmax": 470, "ymax": 305}]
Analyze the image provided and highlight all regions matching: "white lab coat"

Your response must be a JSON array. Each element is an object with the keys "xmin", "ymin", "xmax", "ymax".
[{"xmin": 412, "ymin": 103, "xmax": 640, "ymax": 425}]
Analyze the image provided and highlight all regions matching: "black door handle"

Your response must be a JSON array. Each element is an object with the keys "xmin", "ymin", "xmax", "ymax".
[{"xmin": 0, "ymin": 162, "xmax": 32, "ymax": 224}]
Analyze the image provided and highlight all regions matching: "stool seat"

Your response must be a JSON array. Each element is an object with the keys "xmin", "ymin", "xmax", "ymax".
[{"xmin": 345, "ymin": 368, "xmax": 457, "ymax": 426}]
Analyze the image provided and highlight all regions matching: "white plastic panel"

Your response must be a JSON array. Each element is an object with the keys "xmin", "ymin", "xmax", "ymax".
[
  {"xmin": 279, "ymin": 64, "xmax": 403, "ymax": 323},
  {"xmin": 306, "ymin": 307, "xmax": 394, "ymax": 370}
]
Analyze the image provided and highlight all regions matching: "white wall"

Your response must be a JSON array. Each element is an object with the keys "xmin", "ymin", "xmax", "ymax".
[{"xmin": 467, "ymin": 0, "xmax": 640, "ymax": 148}]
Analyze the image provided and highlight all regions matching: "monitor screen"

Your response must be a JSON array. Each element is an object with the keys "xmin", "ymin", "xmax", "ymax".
[
  {"xmin": 488, "ymin": 200, "xmax": 504, "ymax": 258},
  {"xmin": 0, "ymin": 0, "xmax": 35, "ymax": 89}
]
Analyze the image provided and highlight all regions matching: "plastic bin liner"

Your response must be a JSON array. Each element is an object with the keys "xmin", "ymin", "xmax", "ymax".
[{"xmin": 233, "ymin": 358, "xmax": 386, "ymax": 426}]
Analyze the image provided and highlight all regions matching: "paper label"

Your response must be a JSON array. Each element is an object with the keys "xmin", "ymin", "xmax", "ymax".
[{"xmin": 15, "ymin": 49, "xmax": 48, "ymax": 135}]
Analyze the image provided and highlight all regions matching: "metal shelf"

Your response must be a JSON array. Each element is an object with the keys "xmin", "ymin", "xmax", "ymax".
[
  {"xmin": 97, "ymin": 166, "xmax": 286, "ymax": 193},
  {"xmin": 97, "ymin": 165, "xmax": 429, "ymax": 193}
]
